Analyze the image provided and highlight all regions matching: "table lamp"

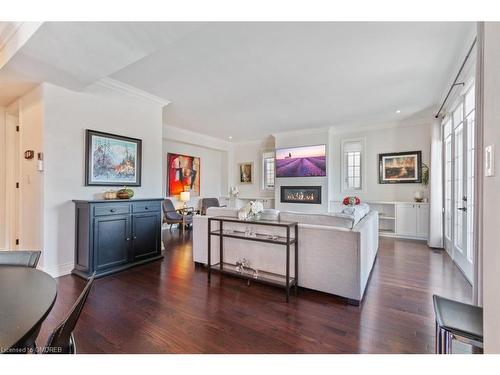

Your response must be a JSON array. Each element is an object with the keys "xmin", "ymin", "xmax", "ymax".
[{"xmin": 180, "ymin": 191, "xmax": 190, "ymax": 209}]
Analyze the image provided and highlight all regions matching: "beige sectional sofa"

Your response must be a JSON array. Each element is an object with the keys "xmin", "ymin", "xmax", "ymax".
[{"xmin": 192, "ymin": 207, "xmax": 379, "ymax": 304}]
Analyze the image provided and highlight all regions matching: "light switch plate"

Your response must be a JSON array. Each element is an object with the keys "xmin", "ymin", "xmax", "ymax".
[{"xmin": 485, "ymin": 145, "xmax": 494, "ymax": 177}]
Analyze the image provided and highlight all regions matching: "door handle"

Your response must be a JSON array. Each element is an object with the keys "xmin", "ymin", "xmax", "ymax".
[{"xmin": 457, "ymin": 207, "xmax": 467, "ymax": 212}]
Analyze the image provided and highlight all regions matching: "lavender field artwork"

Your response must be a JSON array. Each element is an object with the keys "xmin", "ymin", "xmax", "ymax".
[{"xmin": 275, "ymin": 145, "xmax": 326, "ymax": 177}]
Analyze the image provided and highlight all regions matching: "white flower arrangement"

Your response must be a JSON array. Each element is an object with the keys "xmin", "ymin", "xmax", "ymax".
[
  {"xmin": 249, "ymin": 200, "xmax": 264, "ymax": 215},
  {"xmin": 229, "ymin": 186, "xmax": 240, "ymax": 198},
  {"xmin": 238, "ymin": 200, "xmax": 264, "ymax": 220}
]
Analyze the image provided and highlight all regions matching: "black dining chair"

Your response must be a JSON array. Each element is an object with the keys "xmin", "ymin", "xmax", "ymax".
[
  {"xmin": 41, "ymin": 274, "xmax": 95, "ymax": 354},
  {"xmin": 0, "ymin": 250, "xmax": 41, "ymax": 268}
]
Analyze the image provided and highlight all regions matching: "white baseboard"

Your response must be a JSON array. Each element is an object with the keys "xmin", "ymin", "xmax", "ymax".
[{"xmin": 42, "ymin": 262, "xmax": 73, "ymax": 278}]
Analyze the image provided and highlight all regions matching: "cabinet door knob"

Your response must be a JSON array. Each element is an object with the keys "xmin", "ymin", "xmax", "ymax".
[
  {"xmin": 126, "ymin": 237, "xmax": 130, "ymax": 241},
  {"xmin": 110, "ymin": 208, "xmax": 116, "ymax": 212},
  {"xmin": 133, "ymin": 236, "xmax": 137, "ymax": 239},
  {"xmin": 145, "ymin": 207, "xmax": 149, "ymax": 210}
]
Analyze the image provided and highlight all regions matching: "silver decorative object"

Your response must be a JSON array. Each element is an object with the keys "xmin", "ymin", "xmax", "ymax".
[{"xmin": 235, "ymin": 258, "xmax": 259, "ymax": 279}]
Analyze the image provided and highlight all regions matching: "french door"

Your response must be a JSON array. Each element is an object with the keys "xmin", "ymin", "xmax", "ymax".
[{"xmin": 443, "ymin": 83, "xmax": 475, "ymax": 283}]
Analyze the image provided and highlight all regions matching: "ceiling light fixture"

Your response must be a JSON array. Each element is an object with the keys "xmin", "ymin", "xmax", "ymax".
[
  {"xmin": 228, "ymin": 136, "xmax": 233, "ymax": 140},
  {"xmin": 396, "ymin": 110, "xmax": 401, "ymax": 114}
]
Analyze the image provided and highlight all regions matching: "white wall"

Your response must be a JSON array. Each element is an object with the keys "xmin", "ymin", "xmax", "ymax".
[
  {"xmin": 18, "ymin": 86, "xmax": 44, "ymax": 251},
  {"xmin": 42, "ymin": 82, "xmax": 163, "ymax": 275},
  {"xmin": 482, "ymin": 22, "xmax": 500, "ymax": 354},
  {"xmin": 274, "ymin": 129, "xmax": 329, "ymax": 213},
  {"xmin": 330, "ymin": 122, "xmax": 431, "ymax": 203},
  {"xmin": 232, "ymin": 137, "xmax": 275, "ymax": 199},
  {"xmin": 0, "ymin": 107, "xmax": 5, "ymax": 249}
]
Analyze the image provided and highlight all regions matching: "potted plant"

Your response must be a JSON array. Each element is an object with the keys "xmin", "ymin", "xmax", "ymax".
[{"xmin": 415, "ymin": 163, "xmax": 429, "ymax": 202}]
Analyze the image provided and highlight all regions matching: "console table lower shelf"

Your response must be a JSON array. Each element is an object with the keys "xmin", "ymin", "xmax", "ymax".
[
  {"xmin": 207, "ymin": 216, "xmax": 298, "ymax": 302},
  {"xmin": 209, "ymin": 262, "xmax": 297, "ymax": 289}
]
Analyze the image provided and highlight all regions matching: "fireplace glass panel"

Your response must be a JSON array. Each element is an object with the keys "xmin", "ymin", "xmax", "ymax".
[{"xmin": 280, "ymin": 186, "xmax": 321, "ymax": 204}]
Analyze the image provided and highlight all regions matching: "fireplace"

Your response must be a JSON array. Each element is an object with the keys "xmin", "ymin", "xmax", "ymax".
[{"xmin": 280, "ymin": 186, "xmax": 322, "ymax": 204}]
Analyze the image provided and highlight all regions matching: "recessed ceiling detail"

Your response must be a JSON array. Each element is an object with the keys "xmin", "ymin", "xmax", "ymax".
[{"xmin": 1, "ymin": 22, "xmax": 475, "ymax": 140}]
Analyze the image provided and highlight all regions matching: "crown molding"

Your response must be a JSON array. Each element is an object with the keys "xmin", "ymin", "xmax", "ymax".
[
  {"xmin": 271, "ymin": 126, "xmax": 329, "ymax": 139},
  {"xmin": 329, "ymin": 118, "xmax": 431, "ymax": 135},
  {"xmin": 97, "ymin": 77, "xmax": 170, "ymax": 107},
  {"xmin": 163, "ymin": 125, "xmax": 232, "ymax": 151},
  {"xmin": 0, "ymin": 22, "xmax": 42, "ymax": 69},
  {"xmin": 0, "ymin": 22, "xmax": 21, "ymax": 50}
]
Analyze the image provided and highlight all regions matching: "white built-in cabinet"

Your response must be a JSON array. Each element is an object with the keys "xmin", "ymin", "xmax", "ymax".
[
  {"xmin": 395, "ymin": 203, "xmax": 429, "ymax": 239},
  {"xmin": 366, "ymin": 201, "xmax": 430, "ymax": 240}
]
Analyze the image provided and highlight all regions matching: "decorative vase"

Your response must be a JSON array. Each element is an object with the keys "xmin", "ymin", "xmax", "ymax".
[
  {"xmin": 414, "ymin": 190, "xmax": 424, "ymax": 203},
  {"xmin": 246, "ymin": 212, "xmax": 261, "ymax": 221}
]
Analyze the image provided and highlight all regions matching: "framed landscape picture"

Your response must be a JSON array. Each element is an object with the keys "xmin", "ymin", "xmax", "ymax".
[
  {"xmin": 85, "ymin": 130, "xmax": 142, "ymax": 186},
  {"xmin": 238, "ymin": 162, "xmax": 253, "ymax": 184},
  {"xmin": 167, "ymin": 153, "xmax": 200, "ymax": 196},
  {"xmin": 379, "ymin": 151, "xmax": 422, "ymax": 184}
]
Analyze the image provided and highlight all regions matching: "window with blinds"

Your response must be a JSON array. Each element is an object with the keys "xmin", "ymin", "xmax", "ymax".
[
  {"xmin": 262, "ymin": 151, "xmax": 275, "ymax": 190},
  {"xmin": 342, "ymin": 139, "xmax": 363, "ymax": 191}
]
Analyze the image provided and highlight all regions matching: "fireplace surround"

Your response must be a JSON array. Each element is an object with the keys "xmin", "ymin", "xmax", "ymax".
[{"xmin": 280, "ymin": 186, "xmax": 321, "ymax": 204}]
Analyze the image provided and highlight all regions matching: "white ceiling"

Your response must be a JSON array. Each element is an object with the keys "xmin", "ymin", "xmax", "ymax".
[{"xmin": 1, "ymin": 22, "xmax": 475, "ymax": 140}]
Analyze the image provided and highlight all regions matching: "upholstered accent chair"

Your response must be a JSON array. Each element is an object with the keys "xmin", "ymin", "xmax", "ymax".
[
  {"xmin": 0, "ymin": 250, "xmax": 41, "ymax": 268},
  {"xmin": 201, "ymin": 198, "xmax": 226, "ymax": 215},
  {"xmin": 162, "ymin": 199, "xmax": 194, "ymax": 229}
]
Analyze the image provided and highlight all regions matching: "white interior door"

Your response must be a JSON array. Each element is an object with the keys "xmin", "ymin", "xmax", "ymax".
[{"xmin": 4, "ymin": 113, "xmax": 21, "ymax": 249}]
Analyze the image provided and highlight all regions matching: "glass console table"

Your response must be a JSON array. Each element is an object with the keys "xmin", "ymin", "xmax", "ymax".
[{"xmin": 207, "ymin": 216, "xmax": 298, "ymax": 302}]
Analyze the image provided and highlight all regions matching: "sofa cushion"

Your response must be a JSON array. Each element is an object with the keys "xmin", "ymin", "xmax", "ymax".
[
  {"xmin": 341, "ymin": 203, "xmax": 370, "ymax": 226},
  {"xmin": 205, "ymin": 207, "xmax": 239, "ymax": 218},
  {"xmin": 260, "ymin": 209, "xmax": 280, "ymax": 221},
  {"xmin": 279, "ymin": 211, "xmax": 354, "ymax": 229}
]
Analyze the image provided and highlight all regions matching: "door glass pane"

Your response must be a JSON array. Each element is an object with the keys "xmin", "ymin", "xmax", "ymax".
[
  {"xmin": 453, "ymin": 103, "xmax": 464, "ymax": 126},
  {"xmin": 466, "ymin": 113, "xmax": 475, "ymax": 262},
  {"xmin": 454, "ymin": 123, "xmax": 464, "ymax": 251},
  {"xmin": 444, "ymin": 119, "xmax": 452, "ymax": 138},
  {"xmin": 445, "ymin": 136, "xmax": 452, "ymax": 240},
  {"xmin": 465, "ymin": 86, "xmax": 475, "ymax": 116}
]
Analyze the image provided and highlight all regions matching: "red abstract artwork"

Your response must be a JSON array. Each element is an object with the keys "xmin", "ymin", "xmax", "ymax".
[{"xmin": 167, "ymin": 153, "xmax": 200, "ymax": 196}]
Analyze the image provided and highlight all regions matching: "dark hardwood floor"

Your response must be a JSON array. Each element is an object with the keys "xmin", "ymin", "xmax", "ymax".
[{"xmin": 38, "ymin": 229, "xmax": 472, "ymax": 353}]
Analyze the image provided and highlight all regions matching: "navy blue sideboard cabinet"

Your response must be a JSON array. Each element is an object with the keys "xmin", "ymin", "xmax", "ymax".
[{"xmin": 72, "ymin": 198, "xmax": 164, "ymax": 279}]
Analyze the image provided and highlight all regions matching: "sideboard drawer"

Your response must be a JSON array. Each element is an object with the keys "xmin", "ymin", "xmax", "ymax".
[
  {"xmin": 132, "ymin": 201, "xmax": 161, "ymax": 213},
  {"xmin": 94, "ymin": 204, "xmax": 130, "ymax": 216}
]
